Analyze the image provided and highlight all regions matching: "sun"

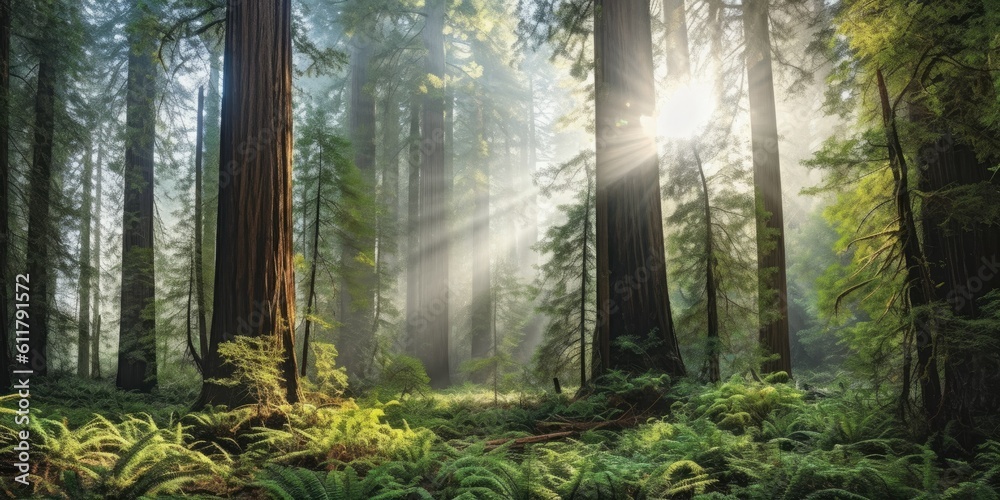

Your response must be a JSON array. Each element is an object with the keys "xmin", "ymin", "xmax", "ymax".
[{"xmin": 641, "ymin": 82, "xmax": 716, "ymax": 140}]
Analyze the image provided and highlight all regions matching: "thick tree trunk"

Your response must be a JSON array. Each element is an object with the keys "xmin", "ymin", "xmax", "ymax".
[
  {"xmin": 91, "ymin": 141, "xmax": 103, "ymax": 379},
  {"xmin": 25, "ymin": 58, "xmax": 56, "ymax": 376},
  {"xmin": 593, "ymin": 0, "xmax": 685, "ymax": 378},
  {"xmin": 194, "ymin": 86, "xmax": 208, "ymax": 366},
  {"xmin": 743, "ymin": 0, "xmax": 791, "ymax": 376},
  {"xmin": 405, "ymin": 102, "xmax": 421, "ymax": 354},
  {"xmin": 196, "ymin": 0, "xmax": 301, "ymax": 408},
  {"xmin": 417, "ymin": 0, "xmax": 451, "ymax": 388},
  {"xmin": 340, "ymin": 38, "xmax": 378, "ymax": 379},
  {"xmin": 117, "ymin": 23, "xmax": 158, "ymax": 393},
  {"xmin": 77, "ymin": 140, "xmax": 94, "ymax": 377},
  {"xmin": 471, "ymin": 99, "xmax": 492, "ymax": 364},
  {"xmin": 0, "ymin": 0, "xmax": 10, "ymax": 390}
]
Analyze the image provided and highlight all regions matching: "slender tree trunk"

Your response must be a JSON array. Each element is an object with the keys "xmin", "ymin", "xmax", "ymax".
[
  {"xmin": 405, "ymin": 102, "xmax": 421, "ymax": 354},
  {"xmin": 194, "ymin": 86, "xmax": 208, "ymax": 366},
  {"xmin": 417, "ymin": 0, "xmax": 451, "ymax": 388},
  {"xmin": 875, "ymin": 69, "xmax": 940, "ymax": 427},
  {"xmin": 580, "ymin": 175, "xmax": 592, "ymax": 387},
  {"xmin": 0, "ymin": 0, "xmax": 10, "ymax": 390},
  {"xmin": 25, "ymin": 58, "xmax": 56, "ymax": 376},
  {"xmin": 117, "ymin": 20, "xmax": 158, "ymax": 393},
  {"xmin": 202, "ymin": 42, "xmax": 222, "ymax": 314},
  {"xmin": 516, "ymin": 76, "xmax": 544, "ymax": 362},
  {"xmin": 77, "ymin": 139, "xmax": 94, "ymax": 377},
  {"xmin": 341, "ymin": 37, "xmax": 378, "ymax": 379},
  {"xmin": 743, "ymin": 0, "xmax": 791, "ymax": 376},
  {"xmin": 300, "ymin": 168, "xmax": 322, "ymax": 377},
  {"xmin": 693, "ymin": 145, "xmax": 720, "ymax": 382},
  {"xmin": 471, "ymin": 98, "xmax": 492, "ymax": 363},
  {"xmin": 593, "ymin": 0, "xmax": 685, "ymax": 377},
  {"xmin": 91, "ymin": 141, "xmax": 103, "ymax": 378},
  {"xmin": 196, "ymin": 0, "xmax": 301, "ymax": 408}
]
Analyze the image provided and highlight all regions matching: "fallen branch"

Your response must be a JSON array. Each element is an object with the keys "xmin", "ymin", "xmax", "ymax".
[{"xmin": 485, "ymin": 431, "xmax": 576, "ymax": 450}]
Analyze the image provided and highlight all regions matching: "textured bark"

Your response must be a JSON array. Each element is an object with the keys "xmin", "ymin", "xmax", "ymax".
[
  {"xmin": 117, "ymin": 21, "xmax": 158, "ymax": 393},
  {"xmin": 471, "ymin": 99, "xmax": 491, "ymax": 363},
  {"xmin": 417, "ymin": 0, "xmax": 451, "ymax": 388},
  {"xmin": 0, "ymin": 0, "xmax": 10, "ymax": 390},
  {"xmin": 194, "ymin": 86, "xmax": 208, "ymax": 367},
  {"xmin": 743, "ymin": 0, "xmax": 791, "ymax": 376},
  {"xmin": 920, "ymin": 134, "xmax": 1000, "ymax": 434},
  {"xmin": 340, "ymin": 38, "xmax": 378, "ymax": 379},
  {"xmin": 405, "ymin": 102, "xmax": 421, "ymax": 354},
  {"xmin": 25, "ymin": 58, "xmax": 56, "ymax": 376},
  {"xmin": 77, "ymin": 140, "xmax": 94, "ymax": 377},
  {"xmin": 196, "ymin": 0, "xmax": 301, "ymax": 408},
  {"xmin": 91, "ymin": 142, "xmax": 103, "ymax": 379},
  {"xmin": 593, "ymin": 0, "xmax": 685, "ymax": 377}
]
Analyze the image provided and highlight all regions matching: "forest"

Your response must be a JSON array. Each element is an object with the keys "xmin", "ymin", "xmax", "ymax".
[{"xmin": 1, "ymin": 0, "xmax": 1000, "ymax": 498}]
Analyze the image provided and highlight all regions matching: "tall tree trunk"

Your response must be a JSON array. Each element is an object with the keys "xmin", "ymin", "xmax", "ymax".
[
  {"xmin": 341, "ymin": 38, "xmax": 378, "ymax": 379},
  {"xmin": 196, "ymin": 0, "xmax": 301, "ymax": 408},
  {"xmin": 300, "ymin": 165, "xmax": 322, "ymax": 376},
  {"xmin": 380, "ymin": 88, "xmax": 400, "ymax": 291},
  {"xmin": 471, "ymin": 98, "xmax": 492, "ymax": 363},
  {"xmin": 0, "ymin": 0, "xmax": 10, "ymax": 390},
  {"xmin": 91, "ymin": 141, "xmax": 103, "ymax": 378},
  {"xmin": 405, "ymin": 102, "xmax": 421, "ymax": 354},
  {"xmin": 580, "ymin": 174, "xmax": 593, "ymax": 387},
  {"xmin": 202, "ymin": 42, "xmax": 222, "ymax": 315},
  {"xmin": 417, "ymin": 0, "xmax": 451, "ymax": 388},
  {"xmin": 743, "ymin": 0, "xmax": 791, "ymax": 376},
  {"xmin": 25, "ymin": 58, "xmax": 56, "ymax": 376},
  {"xmin": 875, "ymin": 69, "xmax": 940, "ymax": 426},
  {"xmin": 662, "ymin": 0, "xmax": 690, "ymax": 83},
  {"xmin": 516, "ymin": 76, "xmax": 544, "ymax": 362},
  {"xmin": 593, "ymin": 0, "xmax": 685, "ymax": 378},
  {"xmin": 194, "ymin": 86, "xmax": 208, "ymax": 366},
  {"xmin": 77, "ymin": 139, "xmax": 94, "ymax": 377},
  {"xmin": 117, "ymin": 21, "xmax": 158, "ymax": 393},
  {"xmin": 693, "ymin": 146, "xmax": 720, "ymax": 382}
]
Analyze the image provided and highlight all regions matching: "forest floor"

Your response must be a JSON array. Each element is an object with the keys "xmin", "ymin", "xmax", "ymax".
[{"xmin": 2, "ymin": 371, "xmax": 1000, "ymax": 499}]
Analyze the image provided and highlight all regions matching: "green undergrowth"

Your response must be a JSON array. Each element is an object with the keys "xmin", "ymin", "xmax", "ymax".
[{"xmin": 2, "ymin": 373, "xmax": 1000, "ymax": 498}]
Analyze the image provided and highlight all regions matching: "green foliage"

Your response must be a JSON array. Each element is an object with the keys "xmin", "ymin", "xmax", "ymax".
[
  {"xmin": 372, "ymin": 354, "xmax": 431, "ymax": 400},
  {"xmin": 210, "ymin": 335, "xmax": 288, "ymax": 411},
  {"xmin": 303, "ymin": 342, "xmax": 349, "ymax": 400},
  {"xmin": 682, "ymin": 376, "xmax": 803, "ymax": 434},
  {"xmin": 244, "ymin": 403, "xmax": 432, "ymax": 469},
  {"xmin": 253, "ymin": 464, "xmax": 431, "ymax": 500}
]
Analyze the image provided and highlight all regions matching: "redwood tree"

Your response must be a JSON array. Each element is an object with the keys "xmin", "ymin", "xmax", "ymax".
[
  {"xmin": 117, "ymin": 12, "xmax": 158, "ymax": 393},
  {"xmin": 25, "ymin": 59, "xmax": 56, "ymax": 377},
  {"xmin": 77, "ymin": 139, "xmax": 94, "ymax": 377},
  {"xmin": 593, "ymin": 0, "xmax": 685, "ymax": 377},
  {"xmin": 196, "ymin": 0, "xmax": 301, "ymax": 408},
  {"xmin": 0, "ymin": 0, "xmax": 9, "ymax": 390},
  {"xmin": 743, "ymin": 0, "xmax": 791, "ymax": 376},
  {"xmin": 416, "ymin": 0, "xmax": 451, "ymax": 388},
  {"xmin": 340, "ymin": 37, "xmax": 378, "ymax": 379}
]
